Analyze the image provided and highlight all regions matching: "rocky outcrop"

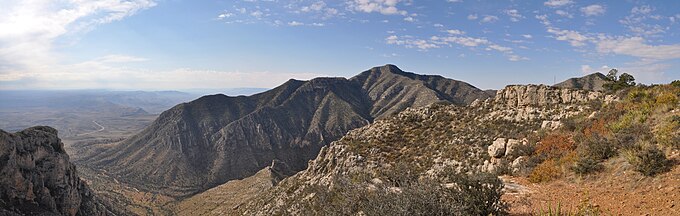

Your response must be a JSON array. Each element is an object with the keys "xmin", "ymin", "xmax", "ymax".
[
  {"xmin": 483, "ymin": 138, "xmax": 531, "ymax": 174},
  {"xmin": 83, "ymin": 64, "xmax": 494, "ymax": 197},
  {"xmin": 0, "ymin": 126, "xmax": 117, "ymax": 216},
  {"xmin": 476, "ymin": 85, "xmax": 617, "ymax": 122},
  {"xmin": 493, "ymin": 84, "xmax": 605, "ymax": 108}
]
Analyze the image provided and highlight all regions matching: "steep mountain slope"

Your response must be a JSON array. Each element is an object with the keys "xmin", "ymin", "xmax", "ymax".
[
  {"xmin": 82, "ymin": 64, "xmax": 494, "ymax": 197},
  {"xmin": 238, "ymin": 84, "xmax": 609, "ymax": 215},
  {"xmin": 553, "ymin": 72, "xmax": 610, "ymax": 91},
  {"xmin": 0, "ymin": 126, "xmax": 119, "ymax": 216}
]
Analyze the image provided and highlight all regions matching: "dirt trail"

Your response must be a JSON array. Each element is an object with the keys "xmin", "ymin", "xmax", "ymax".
[
  {"xmin": 503, "ymin": 160, "xmax": 679, "ymax": 215},
  {"xmin": 77, "ymin": 120, "xmax": 105, "ymax": 136}
]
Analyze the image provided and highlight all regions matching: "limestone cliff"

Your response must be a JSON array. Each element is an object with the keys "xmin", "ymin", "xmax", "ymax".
[{"xmin": 0, "ymin": 126, "xmax": 118, "ymax": 216}]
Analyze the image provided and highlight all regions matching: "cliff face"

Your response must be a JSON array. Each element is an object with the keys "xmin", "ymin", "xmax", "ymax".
[
  {"xmin": 0, "ymin": 126, "xmax": 116, "ymax": 216},
  {"xmin": 82, "ymin": 64, "xmax": 494, "ymax": 197},
  {"xmin": 493, "ymin": 84, "xmax": 606, "ymax": 108}
]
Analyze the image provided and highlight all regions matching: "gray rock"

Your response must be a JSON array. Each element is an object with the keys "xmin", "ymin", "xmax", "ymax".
[
  {"xmin": 505, "ymin": 139, "xmax": 523, "ymax": 157},
  {"xmin": 511, "ymin": 156, "xmax": 529, "ymax": 174},
  {"xmin": 0, "ymin": 126, "xmax": 118, "ymax": 216},
  {"xmin": 488, "ymin": 138, "xmax": 507, "ymax": 158}
]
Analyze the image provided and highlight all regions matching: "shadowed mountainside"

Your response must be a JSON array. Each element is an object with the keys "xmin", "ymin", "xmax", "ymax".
[{"xmin": 81, "ymin": 64, "xmax": 495, "ymax": 197}]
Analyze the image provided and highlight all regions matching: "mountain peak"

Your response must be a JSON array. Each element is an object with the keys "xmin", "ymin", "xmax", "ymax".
[{"xmin": 554, "ymin": 72, "xmax": 611, "ymax": 91}]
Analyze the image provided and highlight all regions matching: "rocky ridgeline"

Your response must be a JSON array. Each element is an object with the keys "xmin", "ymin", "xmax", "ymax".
[
  {"xmin": 0, "ymin": 126, "xmax": 116, "ymax": 216},
  {"xmin": 474, "ymin": 84, "xmax": 617, "ymax": 124},
  {"xmin": 239, "ymin": 84, "xmax": 616, "ymax": 214}
]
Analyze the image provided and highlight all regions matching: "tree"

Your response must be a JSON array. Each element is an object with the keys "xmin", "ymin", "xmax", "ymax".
[
  {"xmin": 603, "ymin": 69, "xmax": 636, "ymax": 92},
  {"xmin": 605, "ymin": 69, "xmax": 618, "ymax": 81},
  {"xmin": 618, "ymin": 73, "xmax": 636, "ymax": 86}
]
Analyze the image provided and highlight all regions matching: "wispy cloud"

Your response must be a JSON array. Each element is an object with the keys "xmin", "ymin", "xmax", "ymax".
[
  {"xmin": 0, "ymin": 0, "xmax": 157, "ymax": 81},
  {"xmin": 580, "ymin": 5, "xmax": 606, "ymax": 17},
  {"xmin": 544, "ymin": 0, "xmax": 573, "ymax": 7}
]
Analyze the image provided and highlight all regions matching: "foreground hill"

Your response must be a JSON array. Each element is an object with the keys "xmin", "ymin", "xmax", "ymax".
[
  {"xmin": 238, "ymin": 84, "xmax": 611, "ymax": 215},
  {"xmin": 83, "ymin": 64, "xmax": 494, "ymax": 197},
  {"xmin": 0, "ymin": 126, "xmax": 120, "ymax": 215},
  {"xmin": 239, "ymin": 82, "xmax": 679, "ymax": 215}
]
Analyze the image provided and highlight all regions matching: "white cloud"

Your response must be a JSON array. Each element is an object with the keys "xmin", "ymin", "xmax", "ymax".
[
  {"xmin": 508, "ymin": 55, "xmax": 529, "ymax": 61},
  {"xmin": 547, "ymin": 28, "xmax": 590, "ymax": 47},
  {"xmin": 348, "ymin": 0, "xmax": 408, "ymax": 16},
  {"xmin": 620, "ymin": 5, "xmax": 666, "ymax": 36},
  {"xmin": 522, "ymin": 34, "xmax": 533, "ymax": 39},
  {"xmin": 480, "ymin": 15, "xmax": 498, "ymax": 23},
  {"xmin": 487, "ymin": 44, "xmax": 512, "ymax": 52},
  {"xmin": 446, "ymin": 29, "xmax": 465, "ymax": 35},
  {"xmin": 404, "ymin": 16, "xmax": 415, "ymax": 22},
  {"xmin": 467, "ymin": 14, "xmax": 478, "ymax": 20},
  {"xmin": 504, "ymin": 9, "xmax": 524, "ymax": 22},
  {"xmin": 595, "ymin": 36, "xmax": 680, "ymax": 60},
  {"xmin": 555, "ymin": 10, "xmax": 573, "ymax": 18},
  {"xmin": 544, "ymin": 0, "xmax": 573, "ymax": 7},
  {"xmin": 386, "ymin": 35, "xmax": 438, "ymax": 50},
  {"xmin": 433, "ymin": 36, "xmax": 490, "ymax": 47},
  {"xmin": 0, "ymin": 0, "xmax": 156, "ymax": 77},
  {"xmin": 300, "ymin": 1, "xmax": 326, "ymax": 12},
  {"xmin": 288, "ymin": 21, "xmax": 304, "ymax": 26},
  {"xmin": 581, "ymin": 65, "xmax": 594, "ymax": 74},
  {"xmin": 580, "ymin": 5, "xmax": 606, "ymax": 17}
]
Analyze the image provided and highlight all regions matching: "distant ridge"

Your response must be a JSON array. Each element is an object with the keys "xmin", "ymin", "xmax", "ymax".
[
  {"xmin": 553, "ymin": 72, "xmax": 610, "ymax": 91},
  {"xmin": 83, "ymin": 64, "xmax": 494, "ymax": 197}
]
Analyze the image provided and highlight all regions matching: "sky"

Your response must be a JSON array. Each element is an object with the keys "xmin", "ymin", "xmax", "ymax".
[{"xmin": 1, "ymin": 0, "xmax": 679, "ymax": 91}]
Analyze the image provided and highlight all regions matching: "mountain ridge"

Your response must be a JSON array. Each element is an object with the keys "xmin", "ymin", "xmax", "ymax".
[{"xmin": 81, "ymin": 64, "xmax": 495, "ymax": 197}]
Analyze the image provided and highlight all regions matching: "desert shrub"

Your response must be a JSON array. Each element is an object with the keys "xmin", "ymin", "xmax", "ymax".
[
  {"xmin": 656, "ymin": 92, "xmax": 678, "ymax": 106},
  {"xmin": 623, "ymin": 144, "xmax": 671, "ymax": 177},
  {"xmin": 535, "ymin": 133, "xmax": 576, "ymax": 159},
  {"xmin": 575, "ymin": 133, "xmax": 617, "ymax": 161},
  {"xmin": 613, "ymin": 123, "xmax": 652, "ymax": 150},
  {"xmin": 571, "ymin": 156, "xmax": 603, "ymax": 175},
  {"xmin": 656, "ymin": 116, "xmax": 680, "ymax": 149},
  {"xmin": 671, "ymin": 80, "xmax": 680, "ymax": 88},
  {"xmin": 529, "ymin": 159, "xmax": 562, "ymax": 183},
  {"xmin": 302, "ymin": 169, "xmax": 507, "ymax": 216}
]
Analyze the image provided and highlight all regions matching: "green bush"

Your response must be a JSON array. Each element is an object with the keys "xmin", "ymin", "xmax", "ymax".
[
  {"xmin": 623, "ymin": 144, "xmax": 671, "ymax": 177},
  {"xmin": 571, "ymin": 156, "xmax": 603, "ymax": 175},
  {"xmin": 576, "ymin": 133, "xmax": 617, "ymax": 161}
]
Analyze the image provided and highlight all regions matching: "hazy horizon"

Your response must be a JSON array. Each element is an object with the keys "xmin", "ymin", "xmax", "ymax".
[{"xmin": 2, "ymin": 0, "xmax": 679, "ymax": 91}]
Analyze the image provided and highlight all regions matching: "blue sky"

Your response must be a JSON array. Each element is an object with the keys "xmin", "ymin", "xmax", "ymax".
[{"xmin": 1, "ymin": 0, "xmax": 679, "ymax": 90}]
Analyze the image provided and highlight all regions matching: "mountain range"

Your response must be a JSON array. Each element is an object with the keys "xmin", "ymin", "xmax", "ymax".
[{"xmin": 82, "ymin": 64, "xmax": 495, "ymax": 197}]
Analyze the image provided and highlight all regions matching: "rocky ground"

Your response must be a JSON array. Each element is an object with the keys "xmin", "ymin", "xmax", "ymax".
[{"xmin": 503, "ymin": 154, "xmax": 679, "ymax": 215}]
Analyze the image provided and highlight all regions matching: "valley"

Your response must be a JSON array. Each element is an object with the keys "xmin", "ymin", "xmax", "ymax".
[{"xmin": 1, "ymin": 66, "xmax": 678, "ymax": 215}]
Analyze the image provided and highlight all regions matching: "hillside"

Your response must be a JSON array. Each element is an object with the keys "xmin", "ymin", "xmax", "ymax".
[
  {"xmin": 0, "ymin": 126, "xmax": 121, "ymax": 215},
  {"xmin": 81, "ymin": 64, "xmax": 495, "ymax": 197},
  {"xmin": 553, "ymin": 72, "xmax": 610, "ymax": 91},
  {"xmin": 237, "ymin": 82, "xmax": 679, "ymax": 215},
  {"xmin": 237, "ymin": 84, "xmax": 612, "ymax": 215}
]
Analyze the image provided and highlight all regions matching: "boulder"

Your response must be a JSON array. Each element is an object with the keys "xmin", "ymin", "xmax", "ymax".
[
  {"xmin": 505, "ymin": 139, "xmax": 525, "ymax": 157},
  {"xmin": 511, "ymin": 156, "xmax": 529, "ymax": 174},
  {"xmin": 488, "ymin": 138, "xmax": 507, "ymax": 158}
]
